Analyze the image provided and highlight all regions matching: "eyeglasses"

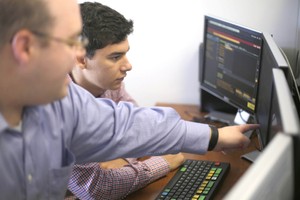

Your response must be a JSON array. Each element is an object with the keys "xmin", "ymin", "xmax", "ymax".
[{"xmin": 31, "ymin": 30, "xmax": 89, "ymax": 49}]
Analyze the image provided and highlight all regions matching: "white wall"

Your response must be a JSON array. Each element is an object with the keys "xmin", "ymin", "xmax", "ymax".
[{"xmin": 77, "ymin": 0, "xmax": 300, "ymax": 107}]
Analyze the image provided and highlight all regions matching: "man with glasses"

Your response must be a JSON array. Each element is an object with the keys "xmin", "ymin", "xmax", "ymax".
[
  {"xmin": 0, "ymin": 0, "xmax": 258, "ymax": 199},
  {"xmin": 66, "ymin": 3, "xmax": 184, "ymax": 199}
]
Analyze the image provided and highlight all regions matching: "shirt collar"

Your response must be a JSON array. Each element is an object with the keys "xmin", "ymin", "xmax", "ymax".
[
  {"xmin": 0, "ymin": 106, "xmax": 40, "ymax": 134},
  {"xmin": 0, "ymin": 112, "xmax": 9, "ymax": 133}
]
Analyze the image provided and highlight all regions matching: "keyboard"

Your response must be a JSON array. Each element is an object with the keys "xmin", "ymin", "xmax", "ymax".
[{"xmin": 156, "ymin": 159, "xmax": 230, "ymax": 200}]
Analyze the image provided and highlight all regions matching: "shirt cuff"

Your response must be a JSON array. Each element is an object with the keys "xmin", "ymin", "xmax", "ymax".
[{"xmin": 141, "ymin": 156, "xmax": 170, "ymax": 183}]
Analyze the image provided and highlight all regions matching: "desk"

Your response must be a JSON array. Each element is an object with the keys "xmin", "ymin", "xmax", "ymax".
[{"xmin": 125, "ymin": 103, "xmax": 257, "ymax": 200}]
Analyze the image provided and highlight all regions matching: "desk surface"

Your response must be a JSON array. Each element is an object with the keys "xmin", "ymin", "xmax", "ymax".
[{"xmin": 125, "ymin": 103, "xmax": 257, "ymax": 200}]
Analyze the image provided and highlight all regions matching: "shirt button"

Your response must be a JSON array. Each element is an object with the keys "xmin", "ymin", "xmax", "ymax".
[{"xmin": 27, "ymin": 174, "xmax": 33, "ymax": 183}]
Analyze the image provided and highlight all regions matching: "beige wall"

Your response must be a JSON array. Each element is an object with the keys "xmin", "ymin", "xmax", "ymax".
[{"xmin": 78, "ymin": 0, "xmax": 300, "ymax": 106}]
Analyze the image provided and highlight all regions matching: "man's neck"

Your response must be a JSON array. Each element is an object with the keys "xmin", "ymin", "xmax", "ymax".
[
  {"xmin": 69, "ymin": 72, "xmax": 105, "ymax": 97},
  {"xmin": 0, "ymin": 106, "xmax": 23, "ymax": 127}
]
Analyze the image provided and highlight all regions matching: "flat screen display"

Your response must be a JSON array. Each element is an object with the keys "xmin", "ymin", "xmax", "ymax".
[{"xmin": 200, "ymin": 16, "xmax": 262, "ymax": 114}]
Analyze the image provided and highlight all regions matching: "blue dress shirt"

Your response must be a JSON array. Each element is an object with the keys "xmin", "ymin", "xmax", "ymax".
[{"xmin": 0, "ymin": 82, "xmax": 210, "ymax": 199}]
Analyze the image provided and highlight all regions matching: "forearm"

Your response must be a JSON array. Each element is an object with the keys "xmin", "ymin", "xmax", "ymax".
[
  {"xmin": 129, "ymin": 156, "xmax": 170, "ymax": 184},
  {"xmin": 68, "ymin": 158, "xmax": 169, "ymax": 200}
]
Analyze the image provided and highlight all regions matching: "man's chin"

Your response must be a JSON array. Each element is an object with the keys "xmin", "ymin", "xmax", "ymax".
[{"xmin": 111, "ymin": 83, "xmax": 122, "ymax": 90}]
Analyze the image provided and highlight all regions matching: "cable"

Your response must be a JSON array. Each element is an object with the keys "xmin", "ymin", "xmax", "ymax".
[{"xmin": 237, "ymin": 109, "xmax": 249, "ymax": 123}]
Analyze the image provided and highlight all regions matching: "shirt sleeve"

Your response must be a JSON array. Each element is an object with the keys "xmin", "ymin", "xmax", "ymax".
[
  {"xmin": 65, "ymin": 83, "xmax": 211, "ymax": 163},
  {"xmin": 68, "ymin": 157, "xmax": 169, "ymax": 200}
]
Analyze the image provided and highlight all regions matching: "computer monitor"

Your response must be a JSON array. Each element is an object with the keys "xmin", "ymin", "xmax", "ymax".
[
  {"xmin": 254, "ymin": 32, "xmax": 290, "ymax": 149},
  {"xmin": 224, "ymin": 68, "xmax": 300, "ymax": 200},
  {"xmin": 271, "ymin": 69, "xmax": 300, "ymax": 198},
  {"xmin": 200, "ymin": 15, "xmax": 263, "ymax": 124},
  {"xmin": 271, "ymin": 68, "xmax": 300, "ymax": 136},
  {"xmin": 242, "ymin": 38, "xmax": 294, "ymax": 162},
  {"xmin": 268, "ymin": 68, "xmax": 300, "ymax": 139}
]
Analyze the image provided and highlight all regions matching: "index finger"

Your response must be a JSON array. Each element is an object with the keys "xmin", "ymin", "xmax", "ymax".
[{"xmin": 239, "ymin": 124, "xmax": 260, "ymax": 132}]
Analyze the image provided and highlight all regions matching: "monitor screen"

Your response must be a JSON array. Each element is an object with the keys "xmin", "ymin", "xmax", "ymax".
[{"xmin": 200, "ymin": 15, "xmax": 262, "ymax": 114}]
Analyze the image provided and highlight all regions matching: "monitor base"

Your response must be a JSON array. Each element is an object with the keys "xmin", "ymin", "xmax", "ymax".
[
  {"xmin": 204, "ymin": 110, "xmax": 235, "ymax": 125},
  {"xmin": 204, "ymin": 109, "xmax": 251, "ymax": 126},
  {"xmin": 241, "ymin": 150, "xmax": 261, "ymax": 163}
]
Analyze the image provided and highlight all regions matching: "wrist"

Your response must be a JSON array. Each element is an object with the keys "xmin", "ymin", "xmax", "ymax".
[{"xmin": 208, "ymin": 125, "xmax": 219, "ymax": 151}]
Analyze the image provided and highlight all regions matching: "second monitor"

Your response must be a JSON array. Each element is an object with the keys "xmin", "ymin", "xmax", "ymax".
[{"xmin": 200, "ymin": 15, "xmax": 263, "ymax": 124}]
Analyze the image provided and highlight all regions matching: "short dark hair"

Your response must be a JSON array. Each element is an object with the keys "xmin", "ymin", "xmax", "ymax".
[
  {"xmin": 0, "ymin": 0, "xmax": 53, "ymax": 48},
  {"xmin": 80, "ymin": 2, "xmax": 134, "ymax": 58}
]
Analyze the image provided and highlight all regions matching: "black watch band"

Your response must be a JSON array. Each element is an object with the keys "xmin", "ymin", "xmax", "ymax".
[{"xmin": 208, "ymin": 125, "xmax": 219, "ymax": 151}]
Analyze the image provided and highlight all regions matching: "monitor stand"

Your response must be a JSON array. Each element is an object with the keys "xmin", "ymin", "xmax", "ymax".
[
  {"xmin": 204, "ymin": 110, "xmax": 253, "ymax": 137},
  {"xmin": 204, "ymin": 110, "xmax": 236, "ymax": 125},
  {"xmin": 241, "ymin": 150, "xmax": 261, "ymax": 163},
  {"xmin": 241, "ymin": 129, "xmax": 262, "ymax": 163}
]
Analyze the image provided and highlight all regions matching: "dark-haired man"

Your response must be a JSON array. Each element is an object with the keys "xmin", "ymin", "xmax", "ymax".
[{"xmin": 67, "ymin": 2, "xmax": 184, "ymax": 199}]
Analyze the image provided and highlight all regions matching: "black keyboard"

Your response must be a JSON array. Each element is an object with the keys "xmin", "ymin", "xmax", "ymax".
[{"xmin": 156, "ymin": 159, "xmax": 230, "ymax": 200}]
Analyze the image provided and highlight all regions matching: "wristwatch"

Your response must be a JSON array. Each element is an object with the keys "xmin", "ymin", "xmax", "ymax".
[{"xmin": 208, "ymin": 125, "xmax": 219, "ymax": 151}]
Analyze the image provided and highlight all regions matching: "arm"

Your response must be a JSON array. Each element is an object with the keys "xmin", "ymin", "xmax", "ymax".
[
  {"xmin": 68, "ymin": 157, "xmax": 173, "ymax": 200},
  {"xmin": 101, "ymin": 153, "xmax": 185, "ymax": 172},
  {"xmin": 67, "ymin": 83, "xmax": 257, "ymax": 163}
]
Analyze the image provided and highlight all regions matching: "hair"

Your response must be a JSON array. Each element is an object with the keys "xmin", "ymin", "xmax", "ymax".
[
  {"xmin": 0, "ymin": 0, "xmax": 53, "ymax": 48},
  {"xmin": 80, "ymin": 2, "xmax": 134, "ymax": 58}
]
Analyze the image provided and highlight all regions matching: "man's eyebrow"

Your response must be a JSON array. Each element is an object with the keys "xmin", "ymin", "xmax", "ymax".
[
  {"xmin": 106, "ymin": 46, "xmax": 130, "ymax": 57},
  {"xmin": 108, "ymin": 51, "xmax": 124, "ymax": 57},
  {"xmin": 110, "ymin": 46, "xmax": 130, "ymax": 54}
]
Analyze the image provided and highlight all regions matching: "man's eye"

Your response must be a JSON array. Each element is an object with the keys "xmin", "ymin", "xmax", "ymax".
[{"xmin": 111, "ymin": 55, "xmax": 121, "ymax": 61}]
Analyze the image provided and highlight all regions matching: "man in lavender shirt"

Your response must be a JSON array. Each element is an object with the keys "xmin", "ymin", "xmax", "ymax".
[
  {"xmin": 66, "ymin": 2, "xmax": 185, "ymax": 199},
  {"xmin": 0, "ymin": 0, "xmax": 258, "ymax": 199}
]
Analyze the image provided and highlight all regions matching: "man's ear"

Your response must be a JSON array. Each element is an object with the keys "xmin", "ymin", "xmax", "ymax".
[
  {"xmin": 11, "ymin": 29, "xmax": 34, "ymax": 65},
  {"xmin": 75, "ymin": 54, "xmax": 87, "ymax": 69}
]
